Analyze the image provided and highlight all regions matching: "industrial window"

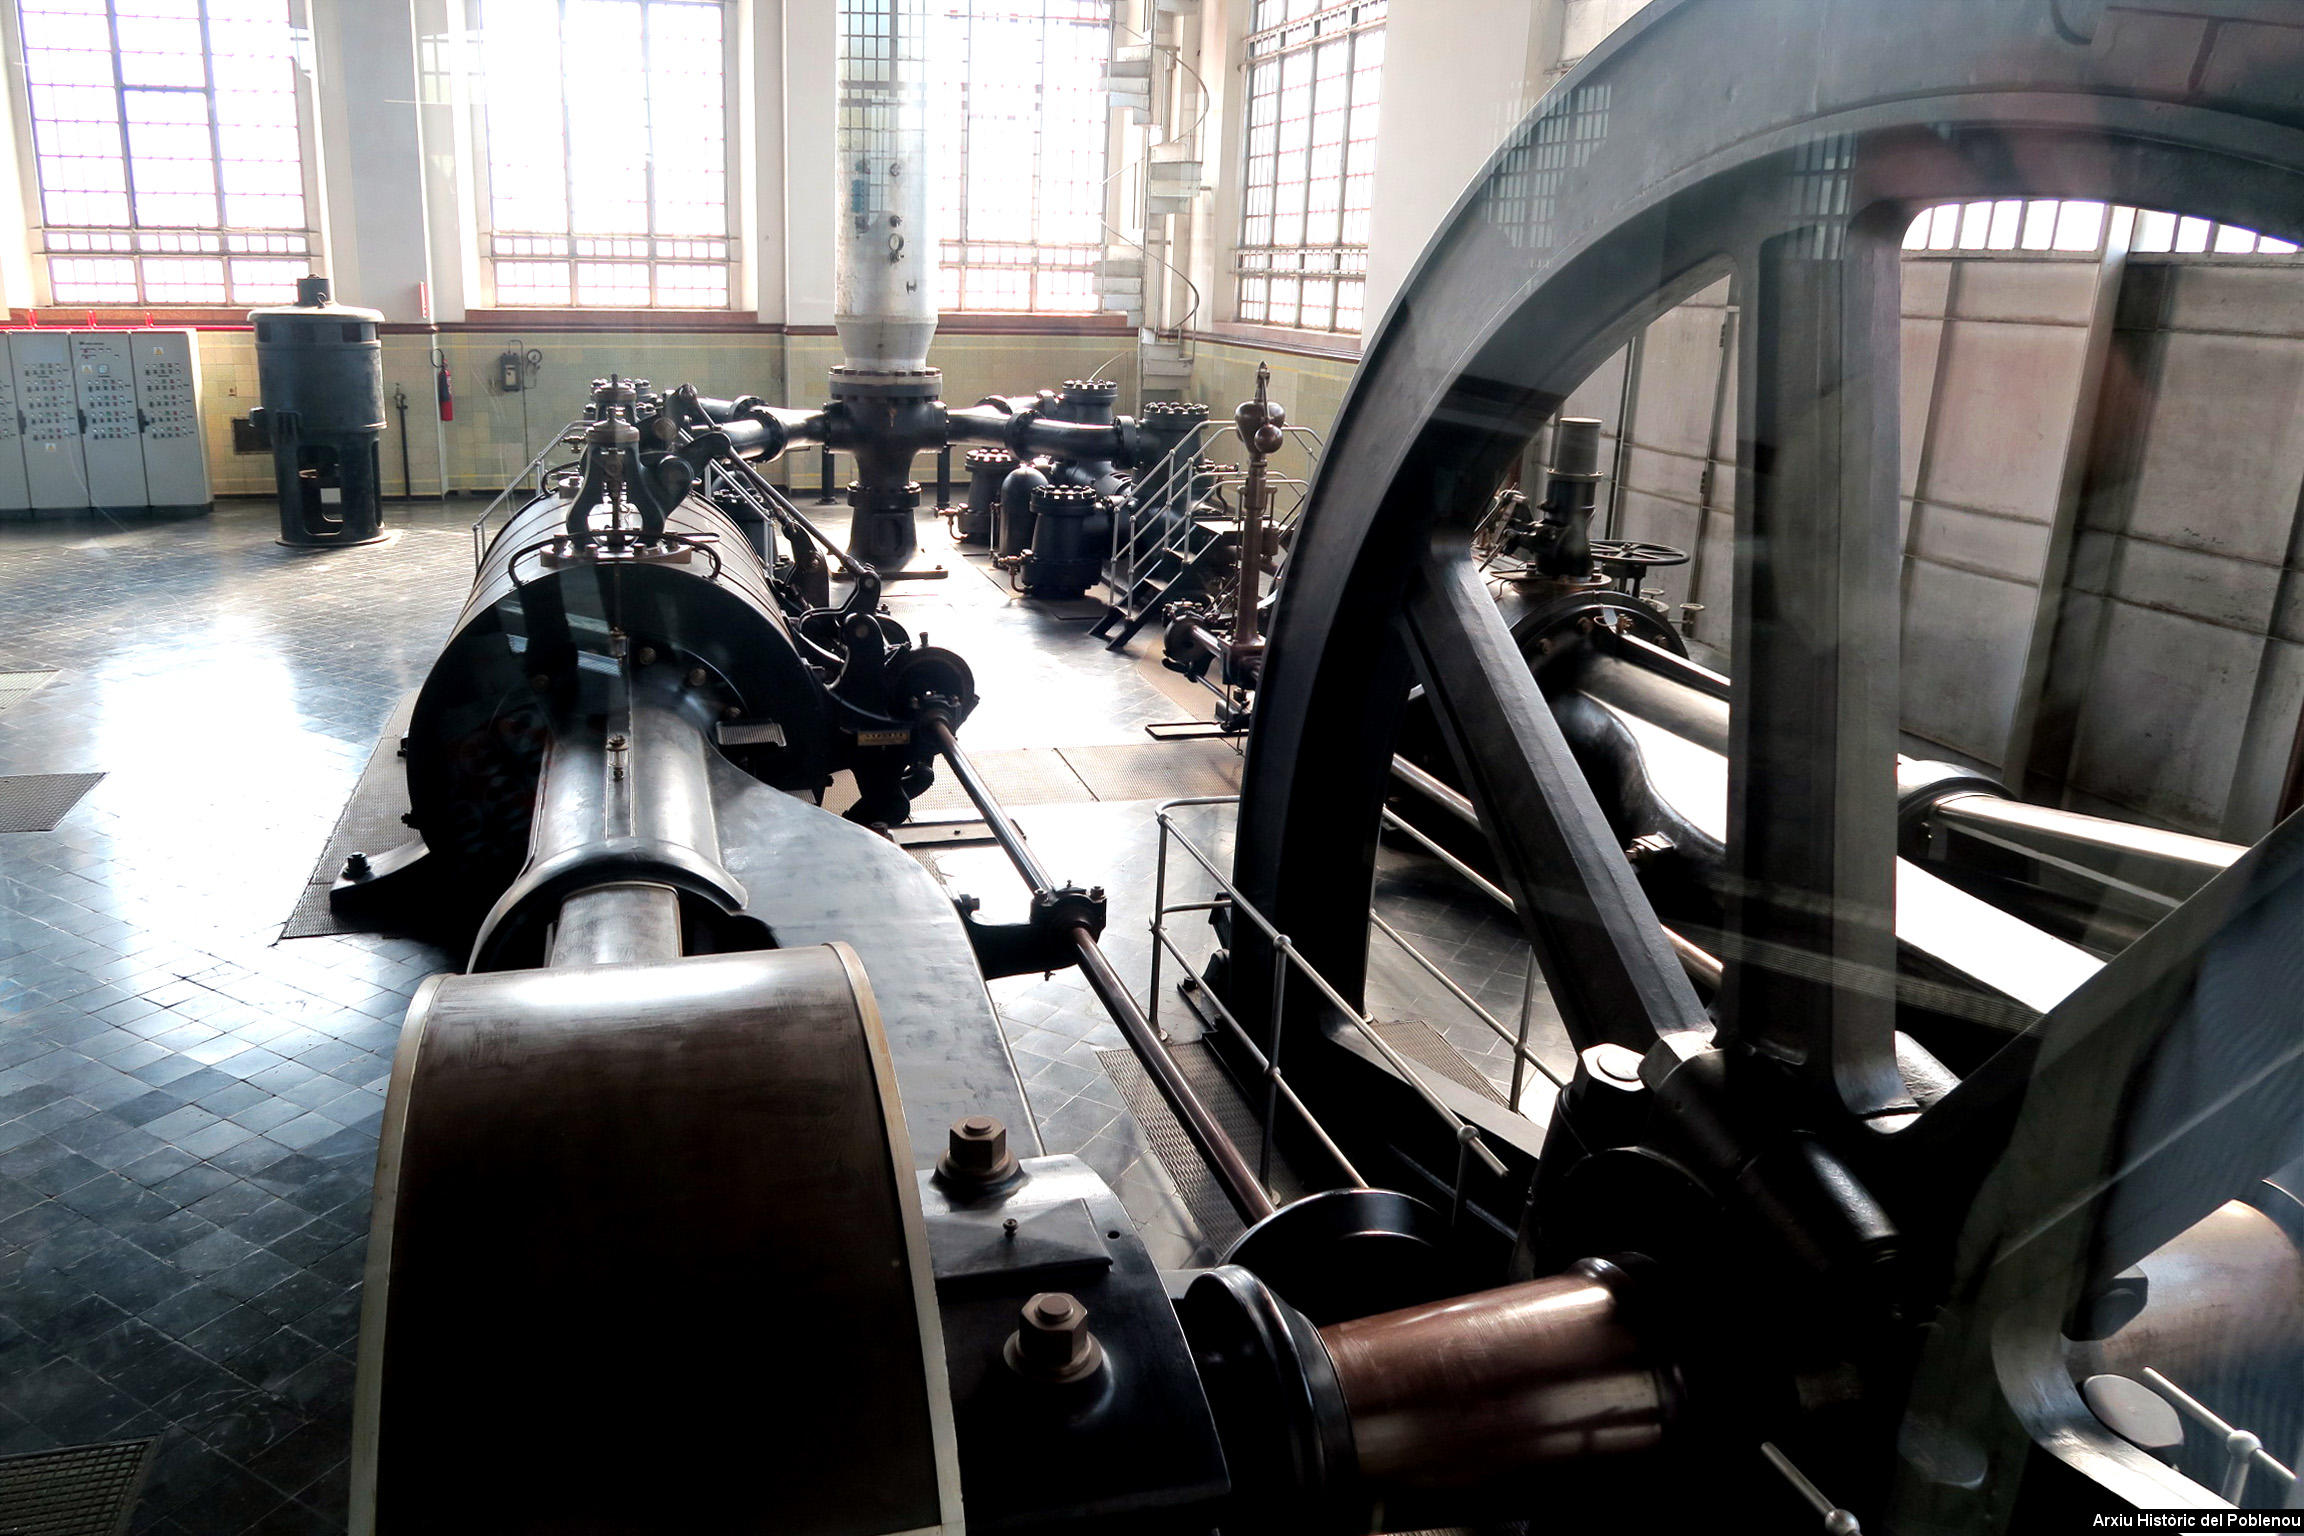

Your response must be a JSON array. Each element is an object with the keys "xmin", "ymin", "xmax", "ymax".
[
  {"xmin": 14, "ymin": 0, "xmax": 316, "ymax": 307},
  {"xmin": 922, "ymin": 0, "xmax": 1112, "ymax": 315},
  {"xmin": 1902, "ymin": 199, "xmax": 2298, "ymax": 257},
  {"xmin": 1232, "ymin": 0, "xmax": 1384, "ymax": 335},
  {"xmin": 476, "ymin": 0, "xmax": 732, "ymax": 308}
]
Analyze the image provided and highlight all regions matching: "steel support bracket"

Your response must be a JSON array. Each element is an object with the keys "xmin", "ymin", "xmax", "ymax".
[{"xmin": 955, "ymin": 885, "xmax": 1109, "ymax": 979}]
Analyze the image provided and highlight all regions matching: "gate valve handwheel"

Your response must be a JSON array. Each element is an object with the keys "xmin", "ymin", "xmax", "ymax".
[{"xmin": 1588, "ymin": 539, "xmax": 1689, "ymax": 570}]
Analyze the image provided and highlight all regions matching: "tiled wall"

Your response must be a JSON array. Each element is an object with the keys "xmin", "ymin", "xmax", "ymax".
[
  {"xmin": 1572, "ymin": 255, "xmax": 2304, "ymax": 841},
  {"xmin": 196, "ymin": 328, "xmax": 1141, "ymax": 501},
  {"xmin": 1189, "ymin": 338, "xmax": 1356, "ymax": 442},
  {"xmin": 182, "ymin": 331, "xmax": 267, "ymax": 497}
]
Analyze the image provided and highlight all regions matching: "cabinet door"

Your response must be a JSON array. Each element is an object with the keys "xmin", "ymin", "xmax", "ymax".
[
  {"xmin": 0, "ymin": 337, "xmax": 34, "ymax": 515},
  {"xmin": 12, "ymin": 330, "xmax": 87, "ymax": 510},
  {"xmin": 131, "ymin": 330, "xmax": 209, "ymax": 510},
  {"xmin": 71, "ymin": 331, "xmax": 148, "ymax": 509}
]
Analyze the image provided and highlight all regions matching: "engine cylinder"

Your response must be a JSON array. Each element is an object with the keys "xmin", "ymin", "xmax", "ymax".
[{"xmin": 403, "ymin": 485, "xmax": 831, "ymax": 916}]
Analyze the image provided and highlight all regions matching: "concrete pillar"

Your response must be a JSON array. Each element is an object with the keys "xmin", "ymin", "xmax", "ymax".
[
  {"xmin": 309, "ymin": 0, "xmax": 436, "ymax": 321},
  {"xmin": 741, "ymin": 0, "xmax": 787, "ymax": 323},
  {"xmin": 783, "ymin": 0, "xmax": 836, "ymax": 329}
]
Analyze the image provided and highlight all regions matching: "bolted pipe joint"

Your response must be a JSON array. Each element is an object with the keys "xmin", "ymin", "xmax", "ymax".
[{"xmin": 1005, "ymin": 1291, "xmax": 1106, "ymax": 1384}]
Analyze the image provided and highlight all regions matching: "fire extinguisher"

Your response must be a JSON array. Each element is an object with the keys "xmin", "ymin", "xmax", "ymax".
[{"xmin": 434, "ymin": 350, "xmax": 454, "ymax": 423}]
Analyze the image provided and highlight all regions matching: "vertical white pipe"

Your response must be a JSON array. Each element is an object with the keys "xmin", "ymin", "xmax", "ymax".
[{"xmin": 833, "ymin": 0, "xmax": 936, "ymax": 372}]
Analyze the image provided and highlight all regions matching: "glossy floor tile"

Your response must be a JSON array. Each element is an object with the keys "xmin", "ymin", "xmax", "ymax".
[{"xmin": 0, "ymin": 499, "xmax": 1550, "ymax": 1534}]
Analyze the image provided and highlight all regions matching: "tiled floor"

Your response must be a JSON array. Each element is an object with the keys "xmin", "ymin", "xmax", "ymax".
[
  {"xmin": 0, "ymin": 508, "xmax": 477, "ymax": 1532},
  {"xmin": 0, "ymin": 498, "xmax": 1552, "ymax": 1533}
]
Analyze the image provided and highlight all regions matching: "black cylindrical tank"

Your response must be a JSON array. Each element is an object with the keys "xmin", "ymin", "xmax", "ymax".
[
  {"xmin": 996, "ymin": 460, "xmax": 1047, "ymax": 559},
  {"xmin": 1053, "ymin": 378, "xmax": 1120, "ymax": 425},
  {"xmin": 250, "ymin": 275, "xmax": 387, "ymax": 547},
  {"xmin": 960, "ymin": 447, "xmax": 1013, "ymax": 546},
  {"xmin": 1020, "ymin": 484, "xmax": 1109, "ymax": 599}
]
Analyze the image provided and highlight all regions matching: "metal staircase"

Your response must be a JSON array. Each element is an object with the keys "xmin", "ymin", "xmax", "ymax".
[{"xmin": 1092, "ymin": 419, "xmax": 1323, "ymax": 653}]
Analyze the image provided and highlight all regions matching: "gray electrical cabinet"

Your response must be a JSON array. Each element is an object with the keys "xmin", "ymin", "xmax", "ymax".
[
  {"xmin": 0, "ymin": 353, "xmax": 31, "ymax": 517},
  {"xmin": 0, "ymin": 328, "xmax": 211, "ymax": 518},
  {"xmin": 71, "ymin": 330, "xmax": 148, "ymax": 511},
  {"xmin": 12, "ymin": 331, "xmax": 88, "ymax": 511},
  {"xmin": 130, "ymin": 330, "xmax": 208, "ymax": 514}
]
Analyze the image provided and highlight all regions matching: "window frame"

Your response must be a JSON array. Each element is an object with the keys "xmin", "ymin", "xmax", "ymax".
[
  {"xmin": 466, "ymin": 0, "xmax": 742, "ymax": 312},
  {"xmin": 1901, "ymin": 198, "xmax": 2304, "ymax": 262},
  {"xmin": 0, "ymin": 0, "xmax": 329, "ymax": 310},
  {"xmin": 923, "ymin": 0, "xmax": 1115, "ymax": 317},
  {"xmin": 1230, "ymin": 0, "xmax": 1384, "ymax": 338}
]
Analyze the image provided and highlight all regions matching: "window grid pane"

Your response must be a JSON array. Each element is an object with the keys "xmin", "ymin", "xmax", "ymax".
[
  {"xmin": 1900, "ymin": 198, "xmax": 2301, "ymax": 261},
  {"xmin": 21, "ymin": 0, "xmax": 312, "ymax": 305},
  {"xmin": 479, "ymin": 0, "xmax": 733, "ymax": 308},
  {"xmin": 1233, "ymin": 0, "xmax": 1383, "ymax": 334},
  {"xmin": 923, "ymin": 1, "xmax": 1114, "ymax": 316}
]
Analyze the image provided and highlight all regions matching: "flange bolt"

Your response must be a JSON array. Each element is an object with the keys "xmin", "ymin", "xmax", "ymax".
[
  {"xmin": 937, "ymin": 1113, "xmax": 1020, "ymax": 1192},
  {"xmin": 342, "ymin": 851, "xmax": 370, "ymax": 880},
  {"xmin": 1005, "ymin": 1291, "xmax": 1104, "ymax": 1384}
]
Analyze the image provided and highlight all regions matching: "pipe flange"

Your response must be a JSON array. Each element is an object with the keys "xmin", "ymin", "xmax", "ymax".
[{"xmin": 1029, "ymin": 484, "xmax": 1105, "ymax": 511}]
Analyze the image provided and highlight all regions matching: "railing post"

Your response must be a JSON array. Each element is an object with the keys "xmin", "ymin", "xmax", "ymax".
[
  {"xmin": 1263, "ymin": 935, "xmax": 1290, "ymax": 1185},
  {"xmin": 1510, "ymin": 963, "xmax": 1537, "ymax": 1112},
  {"xmin": 1149, "ymin": 814, "xmax": 1173, "ymax": 1042}
]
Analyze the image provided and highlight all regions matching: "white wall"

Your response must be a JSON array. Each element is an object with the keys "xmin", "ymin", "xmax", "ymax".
[{"xmin": 1359, "ymin": 0, "xmax": 1551, "ymax": 327}]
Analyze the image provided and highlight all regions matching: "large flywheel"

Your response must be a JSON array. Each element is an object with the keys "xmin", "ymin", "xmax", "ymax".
[{"xmin": 1230, "ymin": 0, "xmax": 2304, "ymax": 1523}]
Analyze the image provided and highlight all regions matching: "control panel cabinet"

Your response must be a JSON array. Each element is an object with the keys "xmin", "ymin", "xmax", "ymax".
[
  {"xmin": 72, "ymin": 331, "xmax": 148, "ymax": 512},
  {"xmin": 132, "ymin": 330, "xmax": 209, "ymax": 513},
  {"xmin": 12, "ymin": 331, "xmax": 88, "ymax": 511},
  {"xmin": 0, "ymin": 343, "xmax": 31, "ymax": 518},
  {"xmin": 0, "ymin": 327, "xmax": 211, "ymax": 518}
]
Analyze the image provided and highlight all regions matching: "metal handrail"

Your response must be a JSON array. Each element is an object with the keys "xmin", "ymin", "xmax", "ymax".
[
  {"xmin": 469, "ymin": 421, "xmax": 584, "ymax": 568},
  {"xmin": 1109, "ymin": 420, "xmax": 1325, "ymax": 596},
  {"xmin": 2142, "ymin": 1367, "xmax": 2298, "ymax": 1505},
  {"xmin": 1151, "ymin": 796, "xmax": 1509, "ymax": 1224}
]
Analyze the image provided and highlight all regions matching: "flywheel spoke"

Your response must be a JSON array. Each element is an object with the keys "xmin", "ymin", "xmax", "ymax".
[
  {"xmin": 1717, "ymin": 203, "xmax": 1909, "ymax": 1120},
  {"xmin": 1402, "ymin": 546, "xmax": 1708, "ymax": 1055}
]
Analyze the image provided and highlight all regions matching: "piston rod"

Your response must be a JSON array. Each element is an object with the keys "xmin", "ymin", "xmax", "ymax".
[{"xmin": 923, "ymin": 717, "xmax": 1277, "ymax": 1224}]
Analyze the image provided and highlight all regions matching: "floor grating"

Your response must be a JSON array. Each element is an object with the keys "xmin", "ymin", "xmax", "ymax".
[
  {"xmin": 0, "ymin": 1437, "xmax": 156, "ymax": 1535},
  {"xmin": 0, "ymin": 668, "xmax": 59, "ymax": 716},
  {"xmin": 0, "ymin": 772, "xmax": 104, "ymax": 833},
  {"xmin": 1369, "ymin": 1020, "xmax": 1510, "ymax": 1107},
  {"xmin": 1096, "ymin": 1036, "xmax": 1319, "ymax": 1254}
]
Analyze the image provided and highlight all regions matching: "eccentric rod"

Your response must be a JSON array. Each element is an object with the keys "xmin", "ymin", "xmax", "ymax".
[{"xmin": 923, "ymin": 717, "xmax": 1276, "ymax": 1224}]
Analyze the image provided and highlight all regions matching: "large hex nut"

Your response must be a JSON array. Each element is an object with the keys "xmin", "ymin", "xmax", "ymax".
[
  {"xmin": 936, "ymin": 1114, "xmax": 1020, "ymax": 1192},
  {"xmin": 1003, "ymin": 1291, "xmax": 1105, "ymax": 1384}
]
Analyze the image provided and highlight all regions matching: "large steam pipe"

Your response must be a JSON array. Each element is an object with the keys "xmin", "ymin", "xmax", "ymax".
[{"xmin": 946, "ymin": 401, "xmax": 1133, "ymax": 465}]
